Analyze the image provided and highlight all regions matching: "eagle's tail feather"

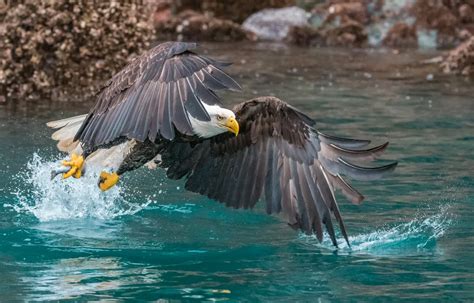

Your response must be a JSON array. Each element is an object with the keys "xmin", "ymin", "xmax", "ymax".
[
  {"xmin": 46, "ymin": 114, "xmax": 88, "ymax": 129},
  {"xmin": 47, "ymin": 115, "xmax": 87, "ymax": 153}
]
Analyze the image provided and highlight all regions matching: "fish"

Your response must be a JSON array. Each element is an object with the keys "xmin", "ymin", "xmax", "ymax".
[{"xmin": 50, "ymin": 166, "xmax": 70, "ymax": 180}]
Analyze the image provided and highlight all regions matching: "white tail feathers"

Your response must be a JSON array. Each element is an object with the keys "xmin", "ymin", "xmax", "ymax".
[
  {"xmin": 47, "ymin": 115, "xmax": 87, "ymax": 154},
  {"xmin": 47, "ymin": 115, "xmax": 158, "ymax": 170},
  {"xmin": 46, "ymin": 114, "xmax": 88, "ymax": 129}
]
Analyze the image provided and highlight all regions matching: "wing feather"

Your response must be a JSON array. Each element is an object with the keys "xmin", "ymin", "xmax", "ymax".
[
  {"xmin": 159, "ymin": 96, "xmax": 397, "ymax": 246},
  {"xmin": 74, "ymin": 42, "xmax": 239, "ymax": 148}
]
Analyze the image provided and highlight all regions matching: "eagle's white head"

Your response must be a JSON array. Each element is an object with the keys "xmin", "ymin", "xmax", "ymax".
[{"xmin": 188, "ymin": 103, "xmax": 239, "ymax": 138}]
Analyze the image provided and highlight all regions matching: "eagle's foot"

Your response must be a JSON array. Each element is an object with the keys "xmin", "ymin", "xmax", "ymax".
[
  {"xmin": 61, "ymin": 153, "xmax": 84, "ymax": 179},
  {"xmin": 98, "ymin": 171, "xmax": 119, "ymax": 191}
]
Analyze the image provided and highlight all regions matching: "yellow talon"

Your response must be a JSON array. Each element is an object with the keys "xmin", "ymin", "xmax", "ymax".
[
  {"xmin": 62, "ymin": 166, "xmax": 77, "ymax": 179},
  {"xmin": 99, "ymin": 171, "xmax": 119, "ymax": 191},
  {"xmin": 62, "ymin": 153, "xmax": 84, "ymax": 179}
]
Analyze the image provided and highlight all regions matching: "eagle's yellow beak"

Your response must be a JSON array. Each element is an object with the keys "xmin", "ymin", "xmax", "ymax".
[{"xmin": 225, "ymin": 117, "xmax": 239, "ymax": 136}]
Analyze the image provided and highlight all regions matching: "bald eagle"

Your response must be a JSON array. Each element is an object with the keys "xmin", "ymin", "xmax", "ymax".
[{"xmin": 48, "ymin": 42, "xmax": 397, "ymax": 246}]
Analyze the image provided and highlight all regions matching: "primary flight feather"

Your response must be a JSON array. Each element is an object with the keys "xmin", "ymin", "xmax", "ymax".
[{"xmin": 48, "ymin": 41, "xmax": 397, "ymax": 246}]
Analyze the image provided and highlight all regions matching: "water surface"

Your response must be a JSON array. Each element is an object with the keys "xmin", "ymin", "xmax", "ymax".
[{"xmin": 1, "ymin": 43, "xmax": 473, "ymax": 301}]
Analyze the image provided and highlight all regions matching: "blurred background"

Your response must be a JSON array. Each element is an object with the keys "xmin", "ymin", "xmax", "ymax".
[{"xmin": 1, "ymin": 0, "xmax": 473, "ymax": 104}]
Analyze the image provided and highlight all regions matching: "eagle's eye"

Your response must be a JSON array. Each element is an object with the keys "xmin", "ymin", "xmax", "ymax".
[{"xmin": 216, "ymin": 115, "xmax": 224, "ymax": 121}]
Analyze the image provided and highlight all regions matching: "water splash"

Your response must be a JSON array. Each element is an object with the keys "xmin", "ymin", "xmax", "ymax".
[
  {"xmin": 300, "ymin": 205, "xmax": 452, "ymax": 256},
  {"xmin": 7, "ymin": 153, "xmax": 151, "ymax": 222}
]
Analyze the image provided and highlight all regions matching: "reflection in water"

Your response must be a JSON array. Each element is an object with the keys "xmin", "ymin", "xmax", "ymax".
[
  {"xmin": 34, "ymin": 218, "xmax": 122, "ymax": 241},
  {"xmin": 20, "ymin": 254, "xmax": 238, "ymax": 301},
  {"xmin": 21, "ymin": 257, "xmax": 162, "ymax": 301}
]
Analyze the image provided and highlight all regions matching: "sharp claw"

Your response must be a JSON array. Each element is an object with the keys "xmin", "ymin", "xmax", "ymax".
[
  {"xmin": 98, "ymin": 171, "xmax": 119, "ymax": 191},
  {"xmin": 63, "ymin": 166, "xmax": 77, "ymax": 179},
  {"xmin": 61, "ymin": 153, "xmax": 84, "ymax": 179},
  {"xmin": 73, "ymin": 169, "xmax": 82, "ymax": 179}
]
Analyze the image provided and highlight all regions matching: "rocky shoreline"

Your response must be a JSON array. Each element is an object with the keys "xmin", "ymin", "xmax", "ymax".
[
  {"xmin": 1, "ymin": 0, "xmax": 473, "ymax": 103},
  {"xmin": 0, "ymin": 1, "xmax": 154, "ymax": 103}
]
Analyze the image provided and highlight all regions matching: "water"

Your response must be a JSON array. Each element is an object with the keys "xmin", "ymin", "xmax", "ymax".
[{"xmin": 1, "ymin": 43, "xmax": 473, "ymax": 301}]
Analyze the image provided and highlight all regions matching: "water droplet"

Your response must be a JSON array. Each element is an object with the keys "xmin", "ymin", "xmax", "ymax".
[{"xmin": 11, "ymin": 153, "xmax": 150, "ymax": 221}]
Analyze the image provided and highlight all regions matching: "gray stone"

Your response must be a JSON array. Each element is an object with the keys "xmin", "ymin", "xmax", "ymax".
[{"xmin": 242, "ymin": 6, "xmax": 309, "ymax": 41}]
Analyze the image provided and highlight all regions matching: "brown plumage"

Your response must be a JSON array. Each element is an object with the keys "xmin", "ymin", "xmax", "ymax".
[
  {"xmin": 48, "ymin": 42, "xmax": 397, "ymax": 246},
  {"xmin": 74, "ymin": 42, "xmax": 240, "ymax": 148},
  {"xmin": 157, "ymin": 96, "xmax": 397, "ymax": 246}
]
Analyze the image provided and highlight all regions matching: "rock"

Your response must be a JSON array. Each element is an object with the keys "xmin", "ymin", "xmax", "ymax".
[
  {"xmin": 155, "ymin": 10, "xmax": 251, "ymax": 42},
  {"xmin": 1, "ymin": 1, "xmax": 154, "ymax": 102},
  {"xmin": 172, "ymin": 0, "xmax": 295, "ymax": 24},
  {"xmin": 459, "ymin": 4, "xmax": 474, "ymax": 24},
  {"xmin": 412, "ymin": 0, "xmax": 474, "ymax": 48},
  {"xmin": 286, "ymin": 22, "xmax": 368, "ymax": 48},
  {"xmin": 320, "ymin": 1, "xmax": 370, "ymax": 25},
  {"xmin": 458, "ymin": 29, "xmax": 473, "ymax": 41},
  {"xmin": 362, "ymin": 0, "xmax": 414, "ymax": 47},
  {"xmin": 286, "ymin": 1, "xmax": 370, "ymax": 47},
  {"xmin": 300, "ymin": 1, "xmax": 370, "ymax": 47},
  {"xmin": 382, "ymin": 22, "xmax": 417, "ymax": 48},
  {"xmin": 285, "ymin": 25, "xmax": 325, "ymax": 47},
  {"xmin": 151, "ymin": 1, "xmax": 172, "ymax": 24},
  {"xmin": 324, "ymin": 20, "xmax": 367, "ymax": 47},
  {"xmin": 242, "ymin": 6, "xmax": 309, "ymax": 41},
  {"xmin": 440, "ymin": 36, "xmax": 474, "ymax": 76},
  {"xmin": 421, "ymin": 56, "xmax": 443, "ymax": 64}
]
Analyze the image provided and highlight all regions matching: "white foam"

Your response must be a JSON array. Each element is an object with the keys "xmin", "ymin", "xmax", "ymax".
[
  {"xmin": 299, "ymin": 205, "xmax": 452, "ymax": 255},
  {"xmin": 8, "ymin": 153, "xmax": 151, "ymax": 222}
]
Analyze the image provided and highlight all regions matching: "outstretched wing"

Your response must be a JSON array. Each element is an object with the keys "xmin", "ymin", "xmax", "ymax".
[
  {"xmin": 159, "ymin": 96, "xmax": 397, "ymax": 246},
  {"xmin": 74, "ymin": 41, "xmax": 240, "ymax": 148}
]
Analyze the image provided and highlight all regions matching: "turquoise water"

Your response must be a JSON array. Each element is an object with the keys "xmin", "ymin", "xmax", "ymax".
[{"xmin": 1, "ymin": 43, "xmax": 473, "ymax": 301}]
